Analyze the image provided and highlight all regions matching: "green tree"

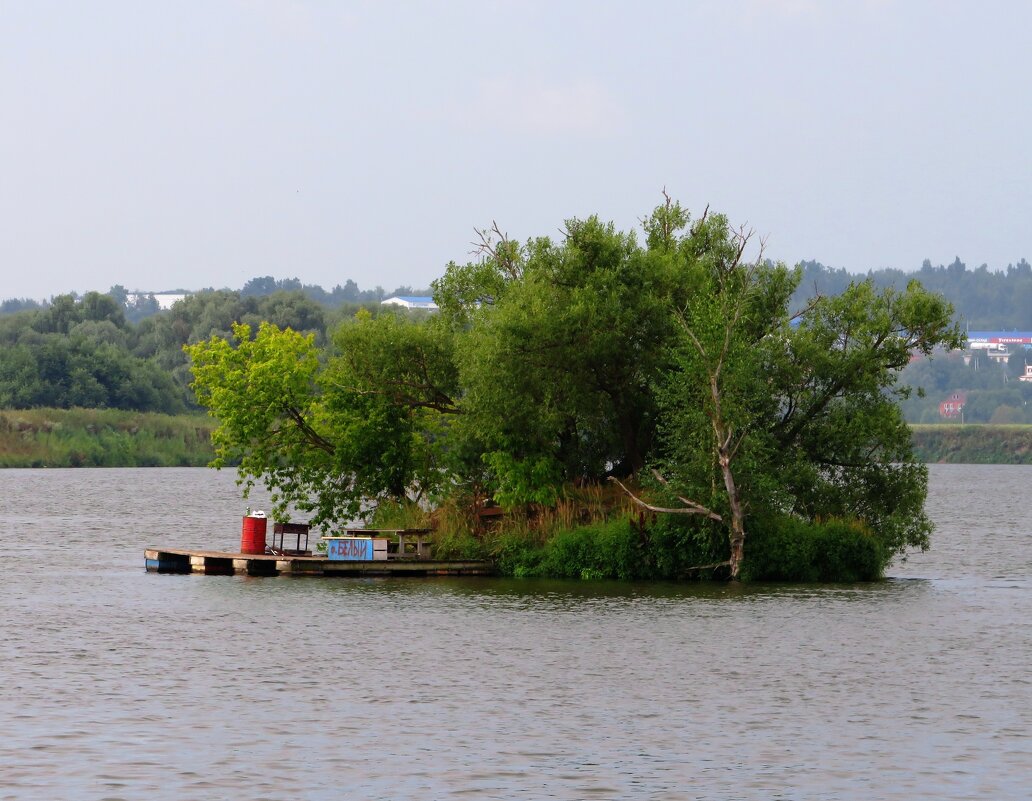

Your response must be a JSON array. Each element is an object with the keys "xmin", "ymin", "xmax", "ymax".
[
  {"xmin": 0, "ymin": 345, "xmax": 43, "ymax": 407},
  {"xmin": 79, "ymin": 291, "xmax": 126, "ymax": 327},
  {"xmin": 647, "ymin": 210, "xmax": 798, "ymax": 578},
  {"xmin": 186, "ymin": 313, "xmax": 458, "ymax": 526},
  {"xmin": 187, "ymin": 322, "xmax": 339, "ymax": 522},
  {"xmin": 617, "ymin": 202, "xmax": 963, "ymax": 577},
  {"xmin": 438, "ymin": 215, "xmax": 675, "ymax": 504},
  {"xmin": 766, "ymin": 280, "xmax": 963, "ymax": 559}
]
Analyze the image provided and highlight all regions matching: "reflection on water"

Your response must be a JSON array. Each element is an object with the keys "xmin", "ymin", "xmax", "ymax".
[{"xmin": 1, "ymin": 465, "xmax": 1030, "ymax": 799}]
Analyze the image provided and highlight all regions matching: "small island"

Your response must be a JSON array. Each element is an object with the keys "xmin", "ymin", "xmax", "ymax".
[{"xmin": 183, "ymin": 198, "xmax": 962, "ymax": 583}]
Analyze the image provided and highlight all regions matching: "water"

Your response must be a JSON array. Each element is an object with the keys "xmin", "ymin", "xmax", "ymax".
[{"xmin": 1, "ymin": 465, "xmax": 1030, "ymax": 799}]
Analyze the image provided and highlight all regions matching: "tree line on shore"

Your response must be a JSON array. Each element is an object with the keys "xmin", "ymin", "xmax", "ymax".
[
  {"xmin": 0, "ymin": 288, "xmax": 352, "ymax": 412},
  {"xmin": 794, "ymin": 256, "xmax": 1032, "ymax": 330},
  {"xmin": 0, "ymin": 276, "xmax": 439, "ymax": 413},
  {"xmin": 0, "ymin": 276, "xmax": 432, "ymax": 318},
  {"xmin": 2, "ymin": 246, "xmax": 1029, "ymax": 424},
  {"xmin": 7, "ymin": 254, "xmax": 1032, "ymax": 328}
]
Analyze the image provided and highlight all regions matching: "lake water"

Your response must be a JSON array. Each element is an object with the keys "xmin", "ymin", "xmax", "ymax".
[{"xmin": 1, "ymin": 465, "xmax": 1029, "ymax": 800}]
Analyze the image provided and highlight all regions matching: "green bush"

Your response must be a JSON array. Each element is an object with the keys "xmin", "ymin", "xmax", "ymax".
[
  {"xmin": 489, "ymin": 517, "xmax": 645, "ymax": 580},
  {"xmin": 491, "ymin": 531, "xmax": 544, "ymax": 578},
  {"xmin": 367, "ymin": 499, "xmax": 429, "ymax": 530},
  {"xmin": 646, "ymin": 514, "xmax": 727, "ymax": 580},
  {"xmin": 741, "ymin": 514, "xmax": 886, "ymax": 582},
  {"xmin": 431, "ymin": 530, "xmax": 489, "ymax": 561}
]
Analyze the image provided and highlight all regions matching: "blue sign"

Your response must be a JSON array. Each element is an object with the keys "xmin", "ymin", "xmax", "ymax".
[{"xmin": 326, "ymin": 538, "xmax": 373, "ymax": 561}]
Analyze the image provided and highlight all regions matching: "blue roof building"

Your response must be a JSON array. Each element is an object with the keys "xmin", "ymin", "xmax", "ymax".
[{"xmin": 381, "ymin": 296, "xmax": 439, "ymax": 311}]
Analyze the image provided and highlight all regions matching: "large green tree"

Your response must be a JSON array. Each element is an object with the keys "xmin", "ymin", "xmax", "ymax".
[
  {"xmin": 440, "ymin": 216, "xmax": 674, "ymax": 504},
  {"xmin": 186, "ymin": 311, "xmax": 462, "ymax": 526},
  {"xmin": 635, "ymin": 202, "xmax": 963, "ymax": 576}
]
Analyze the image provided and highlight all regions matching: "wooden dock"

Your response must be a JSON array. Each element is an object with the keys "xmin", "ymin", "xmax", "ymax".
[{"xmin": 144, "ymin": 547, "xmax": 493, "ymax": 577}]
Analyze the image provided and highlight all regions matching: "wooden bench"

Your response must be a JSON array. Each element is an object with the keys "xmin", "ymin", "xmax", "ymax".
[{"xmin": 272, "ymin": 522, "xmax": 311, "ymax": 555}]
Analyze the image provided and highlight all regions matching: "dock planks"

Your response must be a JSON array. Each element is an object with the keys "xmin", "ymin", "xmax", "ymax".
[{"xmin": 144, "ymin": 547, "xmax": 493, "ymax": 577}]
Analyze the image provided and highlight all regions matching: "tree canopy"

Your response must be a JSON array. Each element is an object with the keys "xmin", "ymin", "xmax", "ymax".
[
  {"xmin": 793, "ymin": 256, "xmax": 1032, "ymax": 330},
  {"xmin": 3, "ymin": 264, "xmax": 1027, "ymax": 426},
  {"xmin": 0, "ymin": 289, "xmax": 334, "ymax": 414},
  {"xmin": 0, "ymin": 292, "xmax": 185, "ymax": 413},
  {"xmin": 187, "ymin": 199, "xmax": 962, "ymax": 575}
]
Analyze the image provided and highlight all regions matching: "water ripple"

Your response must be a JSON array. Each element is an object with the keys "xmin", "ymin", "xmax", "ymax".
[{"xmin": 0, "ymin": 466, "xmax": 1030, "ymax": 799}]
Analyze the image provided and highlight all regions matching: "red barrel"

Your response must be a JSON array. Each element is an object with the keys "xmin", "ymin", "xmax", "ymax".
[{"xmin": 240, "ymin": 514, "xmax": 268, "ymax": 554}]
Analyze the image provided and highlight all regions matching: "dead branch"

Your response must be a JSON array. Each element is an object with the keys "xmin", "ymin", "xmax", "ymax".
[
  {"xmin": 684, "ymin": 560, "xmax": 731, "ymax": 571},
  {"xmin": 730, "ymin": 225, "xmax": 752, "ymax": 271},
  {"xmin": 470, "ymin": 221, "xmax": 503, "ymax": 259},
  {"xmin": 788, "ymin": 292, "xmax": 823, "ymax": 323},
  {"xmin": 471, "ymin": 220, "xmax": 521, "ymax": 280},
  {"xmin": 694, "ymin": 203, "xmax": 710, "ymax": 232},
  {"xmin": 649, "ymin": 468, "xmax": 708, "ymax": 509},
  {"xmin": 608, "ymin": 476, "xmax": 722, "ymax": 522}
]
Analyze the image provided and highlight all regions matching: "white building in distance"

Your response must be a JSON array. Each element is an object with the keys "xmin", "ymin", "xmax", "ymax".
[
  {"xmin": 127, "ymin": 292, "xmax": 189, "ymax": 310},
  {"xmin": 381, "ymin": 296, "xmax": 438, "ymax": 311}
]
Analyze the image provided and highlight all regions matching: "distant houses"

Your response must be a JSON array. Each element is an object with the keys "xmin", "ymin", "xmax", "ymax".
[
  {"xmin": 966, "ymin": 331, "xmax": 1032, "ymax": 347},
  {"xmin": 965, "ymin": 331, "xmax": 1032, "ymax": 364},
  {"xmin": 939, "ymin": 392, "xmax": 967, "ymax": 420},
  {"xmin": 120, "ymin": 291, "xmax": 441, "ymax": 314},
  {"xmin": 381, "ymin": 295, "xmax": 438, "ymax": 311}
]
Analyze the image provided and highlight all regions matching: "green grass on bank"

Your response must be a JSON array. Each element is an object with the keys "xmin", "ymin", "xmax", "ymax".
[
  {"xmin": 4, "ymin": 412, "xmax": 1030, "ymax": 470},
  {"xmin": 910, "ymin": 423, "xmax": 1032, "ymax": 464},
  {"xmin": 0, "ymin": 408, "xmax": 216, "ymax": 468}
]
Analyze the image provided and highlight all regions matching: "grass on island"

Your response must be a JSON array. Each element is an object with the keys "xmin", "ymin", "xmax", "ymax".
[{"xmin": 369, "ymin": 482, "xmax": 886, "ymax": 583}]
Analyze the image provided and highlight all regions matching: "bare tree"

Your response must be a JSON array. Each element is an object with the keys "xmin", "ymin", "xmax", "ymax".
[{"xmin": 611, "ymin": 223, "xmax": 765, "ymax": 579}]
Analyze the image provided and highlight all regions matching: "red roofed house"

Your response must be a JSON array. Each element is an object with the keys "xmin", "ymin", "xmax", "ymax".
[{"xmin": 939, "ymin": 392, "xmax": 967, "ymax": 420}]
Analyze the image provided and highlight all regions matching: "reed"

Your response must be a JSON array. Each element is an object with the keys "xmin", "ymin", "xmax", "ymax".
[
  {"xmin": 0, "ymin": 408, "xmax": 216, "ymax": 468},
  {"xmin": 910, "ymin": 423, "xmax": 1032, "ymax": 464}
]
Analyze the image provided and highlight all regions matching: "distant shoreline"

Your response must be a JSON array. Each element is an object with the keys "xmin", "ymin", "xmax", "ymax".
[
  {"xmin": 0, "ymin": 408, "xmax": 215, "ymax": 468},
  {"xmin": 1, "ymin": 410, "xmax": 1030, "ymax": 468},
  {"xmin": 910, "ymin": 423, "xmax": 1032, "ymax": 464}
]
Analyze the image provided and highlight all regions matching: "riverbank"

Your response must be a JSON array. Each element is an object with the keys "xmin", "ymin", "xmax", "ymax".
[
  {"xmin": 0, "ymin": 408, "xmax": 216, "ymax": 467},
  {"xmin": 910, "ymin": 423, "xmax": 1032, "ymax": 464},
  {"xmin": 3, "ymin": 412, "xmax": 1031, "ymax": 470}
]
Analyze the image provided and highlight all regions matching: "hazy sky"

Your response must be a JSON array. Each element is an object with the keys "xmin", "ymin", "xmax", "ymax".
[{"xmin": 2, "ymin": 0, "xmax": 1030, "ymax": 299}]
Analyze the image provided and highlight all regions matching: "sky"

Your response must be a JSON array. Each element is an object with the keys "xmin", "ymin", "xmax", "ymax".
[{"xmin": 2, "ymin": 0, "xmax": 1031, "ymax": 300}]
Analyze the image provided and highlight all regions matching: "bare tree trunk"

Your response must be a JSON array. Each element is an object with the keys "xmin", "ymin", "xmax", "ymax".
[
  {"xmin": 728, "ymin": 532, "xmax": 745, "ymax": 579},
  {"xmin": 718, "ymin": 439, "xmax": 746, "ymax": 579},
  {"xmin": 671, "ymin": 240, "xmax": 761, "ymax": 580},
  {"xmin": 728, "ymin": 511, "xmax": 745, "ymax": 580}
]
